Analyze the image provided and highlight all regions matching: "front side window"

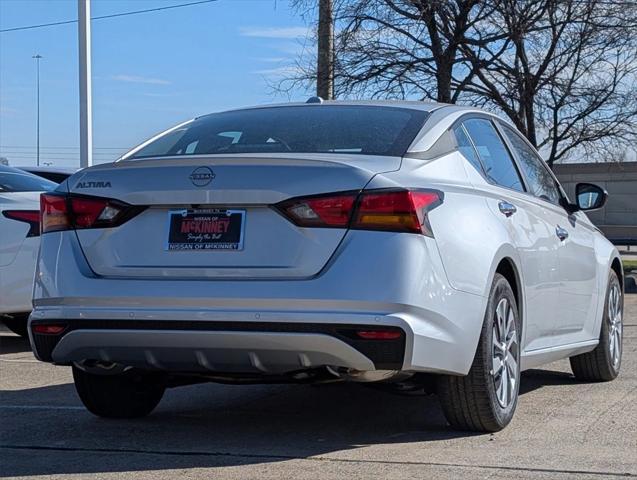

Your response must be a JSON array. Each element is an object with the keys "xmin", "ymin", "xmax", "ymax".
[
  {"xmin": 126, "ymin": 106, "xmax": 429, "ymax": 159},
  {"xmin": 462, "ymin": 118, "xmax": 525, "ymax": 192},
  {"xmin": 500, "ymin": 124, "xmax": 562, "ymax": 205}
]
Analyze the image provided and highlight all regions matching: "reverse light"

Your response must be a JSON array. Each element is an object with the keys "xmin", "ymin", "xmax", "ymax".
[
  {"xmin": 40, "ymin": 193, "xmax": 144, "ymax": 234},
  {"xmin": 2, "ymin": 210, "xmax": 41, "ymax": 237},
  {"xmin": 274, "ymin": 188, "xmax": 443, "ymax": 236}
]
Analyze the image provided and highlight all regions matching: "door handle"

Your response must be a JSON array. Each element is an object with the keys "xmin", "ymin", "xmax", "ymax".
[
  {"xmin": 498, "ymin": 201, "xmax": 517, "ymax": 217},
  {"xmin": 556, "ymin": 226, "xmax": 569, "ymax": 241}
]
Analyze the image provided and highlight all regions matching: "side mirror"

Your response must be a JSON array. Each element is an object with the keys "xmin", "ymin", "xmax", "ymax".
[{"xmin": 575, "ymin": 182, "xmax": 607, "ymax": 211}]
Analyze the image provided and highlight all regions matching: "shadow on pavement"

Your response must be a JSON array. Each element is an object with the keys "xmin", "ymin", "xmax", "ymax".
[
  {"xmin": 0, "ymin": 334, "xmax": 31, "ymax": 355},
  {"xmin": 0, "ymin": 365, "xmax": 584, "ymax": 478},
  {"xmin": 520, "ymin": 368, "xmax": 582, "ymax": 394}
]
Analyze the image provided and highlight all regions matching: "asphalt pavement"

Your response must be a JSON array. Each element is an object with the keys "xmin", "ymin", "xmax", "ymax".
[{"xmin": 1, "ymin": 296, "xmax": 635, "ymax": 479}]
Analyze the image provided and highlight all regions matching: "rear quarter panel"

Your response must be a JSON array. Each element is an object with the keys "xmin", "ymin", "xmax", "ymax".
[{"xmin": 368, "ymin": 152, "xmax": 515, "ymax": 298}]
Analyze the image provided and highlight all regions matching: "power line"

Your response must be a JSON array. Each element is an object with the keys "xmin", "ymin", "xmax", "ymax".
[
  {"xmin": 0, "ymin": 0, "xmax": 219, "ymax": 33},
  {"xmin": 0, "ymin": 145, "xmax": 129, "ymax": 149}
]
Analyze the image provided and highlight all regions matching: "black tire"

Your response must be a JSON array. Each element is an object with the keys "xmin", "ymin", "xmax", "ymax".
[
  {"xmin": 72, "ymin": 365, "xmax": 166, "ymax": 418},
  {"xmin": 570, "ymin": 270, "xmax": 622, "ymax": 382},
  {"xmin": 2, "ymin": 314, "xmax": 29, "ymax": 338},
  {"xmin": 437, "ymin": 273, "xmax": 521, "ymax": 432}
]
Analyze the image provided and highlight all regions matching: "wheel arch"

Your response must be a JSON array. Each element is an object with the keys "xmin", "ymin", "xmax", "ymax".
[
  {"xmin": 495, "ymin": 257, "xmax": 523, "ymax": 323},
  {"xmin": 485, "ymin": 247, "xmax": 525, "ymax": 340},
  {"xmin": 610, "ymin": 256, "xmax": 624, "ymax": 291}
]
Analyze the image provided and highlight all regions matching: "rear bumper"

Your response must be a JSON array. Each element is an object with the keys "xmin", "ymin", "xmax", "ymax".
[
  {"xmin": 31, "ymin": 230, "xmax": 488, "ymax": 375},
  {"xmin": 30, "ymin": 320, "xmax": 405, "ymax": 373}
]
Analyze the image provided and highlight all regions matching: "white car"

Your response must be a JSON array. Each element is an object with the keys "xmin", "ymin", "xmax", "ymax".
[
  {"xmin": 1, "ymin": 166, "xmax": 56, "ymax": 336},
  {"xmin": 18, "ymin": 166, "xmax": 78, "ymax": 184},
  {"xmin": 29, "ymin": 101, "xmax": 623, "ymax": 431}
]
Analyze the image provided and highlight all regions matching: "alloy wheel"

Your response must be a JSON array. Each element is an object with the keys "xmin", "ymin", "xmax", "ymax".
[
  {"xmin": 608, "ymin": 283, "xmax": 623, "ymax": 369},
  {"xmin": 492, "ymin": 298, "xmax": 519, "ymax": 408}
]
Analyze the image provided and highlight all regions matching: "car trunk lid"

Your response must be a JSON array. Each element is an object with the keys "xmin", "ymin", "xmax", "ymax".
[{"xmin": 70, "ymin": 154, "xmax": 400, "ymax": 279}]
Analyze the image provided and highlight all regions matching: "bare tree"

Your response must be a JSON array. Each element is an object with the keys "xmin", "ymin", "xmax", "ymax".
[
  {"xmin": 460, "ymin": 0, "xmax": 637, "ymax": 166},
  {"xmin": 282, "ymin": 0, "xmax": 637, "ymax": 167}
]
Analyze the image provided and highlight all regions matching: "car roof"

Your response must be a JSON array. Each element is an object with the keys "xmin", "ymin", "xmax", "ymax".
[
  {"xmin": 18, "ymin": 166, "xmax": 78, "ymax": 174},
  {"xmin": 201, "ymin": 99, "xmax": 455, "ymax": 118},
  {"xmin": 0, "ymin": 164, "xmax": 34, "ymax": 174}
]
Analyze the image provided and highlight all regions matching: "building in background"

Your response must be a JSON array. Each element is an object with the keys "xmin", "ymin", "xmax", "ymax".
[{"xmin": 555, "ymin": 162, "xmax": 637, "ymax": 245}]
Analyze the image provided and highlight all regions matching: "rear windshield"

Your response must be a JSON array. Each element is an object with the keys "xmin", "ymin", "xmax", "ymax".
[
  {"xmin": 0, "ymin": 168, "xmax": 57, "ymax": 192},
  {"xmin": 126, "ymin": 105, "xmax": 428, "ymax": 159}
]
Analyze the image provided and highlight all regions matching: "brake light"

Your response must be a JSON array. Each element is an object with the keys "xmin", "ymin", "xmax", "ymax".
[
  {"xmin": 352, "ymin": 190, "xmax": 442, "ymax": 235},
  {"xmin": 276, "ymin": 192, "xmax": 357, "ymax": 228},
  {"xmin": 41, "ymin": 194, "xmax": 71, "ymax": 233},
  {"xmin": 274, "ymin": 189, "xmax": 443, "ymax": 236},
  {"xmin": 40, "ymin": 193, "xmax": 144, "ymax": 234},
  {"xmin": 2, "ymin": 210, "xmax": 40, "ymax": 237},
  {"xmin": 70, "ymin": 196, "xmax": 111, "ymax": 228}
]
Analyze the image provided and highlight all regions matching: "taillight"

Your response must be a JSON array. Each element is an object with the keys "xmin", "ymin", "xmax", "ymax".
[
  {"xmin": 41, "ymin": 194, "xmax": 71, "ymax": 233},
  {"xmin": 275, "ymin": 192, "xmax": 357, "ymax": 228},
  {"xmin": 2, "ymin": 210, "xmax": 41, "ymax": 237},
  {"xmin": 40, "ymin": 193, "xmax": 144, "ymax": 234},
  {"xmin": 274, "ymin": 188, "xmax": 443, "ymax": 236},
  {"xmin": 352, "ymin": 190, "xmax": 442, "ymax": 235}
]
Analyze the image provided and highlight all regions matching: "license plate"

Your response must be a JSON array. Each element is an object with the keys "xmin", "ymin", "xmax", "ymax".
[{"xmin": 166, "ymin": 209, "xmax": 245, "ymax": 251}]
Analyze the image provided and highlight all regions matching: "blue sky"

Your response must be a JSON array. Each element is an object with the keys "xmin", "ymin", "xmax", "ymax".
[{"xmin": 0, "ymin": 0, "xmax": 313, "ymax": 167}]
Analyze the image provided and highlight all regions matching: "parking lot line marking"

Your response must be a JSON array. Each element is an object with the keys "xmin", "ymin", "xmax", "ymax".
[
  {"xmin": 0, "ymin": 405, "xmax": 85, "ymax": 411},
  {"xmin": 0, "ymin": 359, "xmax": 40, "ymax": 363},
  {"xmin": 0, "ymin": 445, "xmax": 634, "ymax": 478}
]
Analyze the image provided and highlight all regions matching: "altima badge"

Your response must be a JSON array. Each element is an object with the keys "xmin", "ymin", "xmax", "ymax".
[{"xmin": 189, "ymin": 166, "xmax": 216, "ymax": 187}]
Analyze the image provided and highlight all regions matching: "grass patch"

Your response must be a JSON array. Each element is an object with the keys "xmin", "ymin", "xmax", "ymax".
[{"xmin": 623, "ymin": 259, "xmax": 637, "ymax": 274}]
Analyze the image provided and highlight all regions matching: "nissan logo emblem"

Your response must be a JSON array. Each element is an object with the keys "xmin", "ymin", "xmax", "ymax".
[{"xmin": 189, "ymin": 166, "xmax": 216, "ymax": 187}]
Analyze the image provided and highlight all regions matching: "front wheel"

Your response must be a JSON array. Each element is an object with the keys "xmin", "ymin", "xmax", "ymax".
[
  {"xmin": 570, "ymin": 270, "xmax": 623, "ymax": 382},
  {"xmin": 72, "ymin": 365, "xmax": 166, "ymax": 418},
  {"xmin": 437, "ymin": 273, "xmax": 521, "ymax": 432}
]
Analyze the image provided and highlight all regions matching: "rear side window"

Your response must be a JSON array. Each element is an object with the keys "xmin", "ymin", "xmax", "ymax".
[
  {"xmin": 452, "ymin": 124, "xmax": 483, "ymax": 174},
  {"xmin": 126, "ymin": 106, "xmax": 429, "ymax": 159},
  {"xmin": 0, "ymin": 170, "xmax": 57, "ymax": 192},
  {"xmin": 462, "ymin": 119, "xmax": 524, "ymax": 192},
  {"xmin": 500, "ymin": 124, "xmax": 562, "ymax": 205}
]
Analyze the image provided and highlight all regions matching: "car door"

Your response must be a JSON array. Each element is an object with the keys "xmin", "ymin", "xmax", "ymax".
[
  {"xmin": 498, "ymin": 123, "xmax": 599, "ymax": 345},
  {"xmin": 457, "ymin": 118, "xmax": 561, "ymax": 352}
]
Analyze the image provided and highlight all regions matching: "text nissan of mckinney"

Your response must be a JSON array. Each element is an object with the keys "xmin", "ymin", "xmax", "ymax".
[{"xmin": 29, "ymin": 101, "xmax": 623, "ymax": 431}]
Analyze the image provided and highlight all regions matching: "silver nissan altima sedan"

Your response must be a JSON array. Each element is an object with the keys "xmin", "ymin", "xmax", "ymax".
[{"xmin": 29, "ymin": 100, "xmax": 623, "ymax": 431}]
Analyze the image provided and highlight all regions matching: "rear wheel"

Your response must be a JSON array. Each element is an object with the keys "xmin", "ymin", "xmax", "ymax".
[
  {"xmin": 72, "ymin": 365, "xmax": 166, "ymax": 418},
  {"xmin": 570, "ymin": 270, "xmax": 622, "ymax": 381},
  {"xmin": 1, "ymin": 314, "xmax": 29, "ymax": 338},
  {"xmin": 437, "ymin": 273, "xmax": 521, "ymax": 432}
]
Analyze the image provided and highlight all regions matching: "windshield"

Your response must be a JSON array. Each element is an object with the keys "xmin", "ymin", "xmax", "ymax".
[
  {"xmin": 0, "ymin": 167, "xmax": 57, "ymax": 192},
  {"xmin": 126, "ymin": 105, "xmax": 428, "ymax": 159}
]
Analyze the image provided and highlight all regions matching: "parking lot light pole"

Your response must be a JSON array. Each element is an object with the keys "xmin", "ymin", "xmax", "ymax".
[
  {"xmin": 32, "ymin": 54, "xmax": 42, "ymax": 167},
  {"xmin": 78, "ymin": 0, "xmax": 93, "ymax": 168}
]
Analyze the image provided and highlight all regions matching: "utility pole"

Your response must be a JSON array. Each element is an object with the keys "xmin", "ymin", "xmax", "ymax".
[
  {"xmin": 317, "ymin": 0, "xmax": 334, "ymax": 100},
  {"xmin": 32, "ymin": 54, "xmax": 42, "ymax": 166},
  {"xmin": 78, "ymin": 0, "xmax": 93, "ymax": 168}
]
